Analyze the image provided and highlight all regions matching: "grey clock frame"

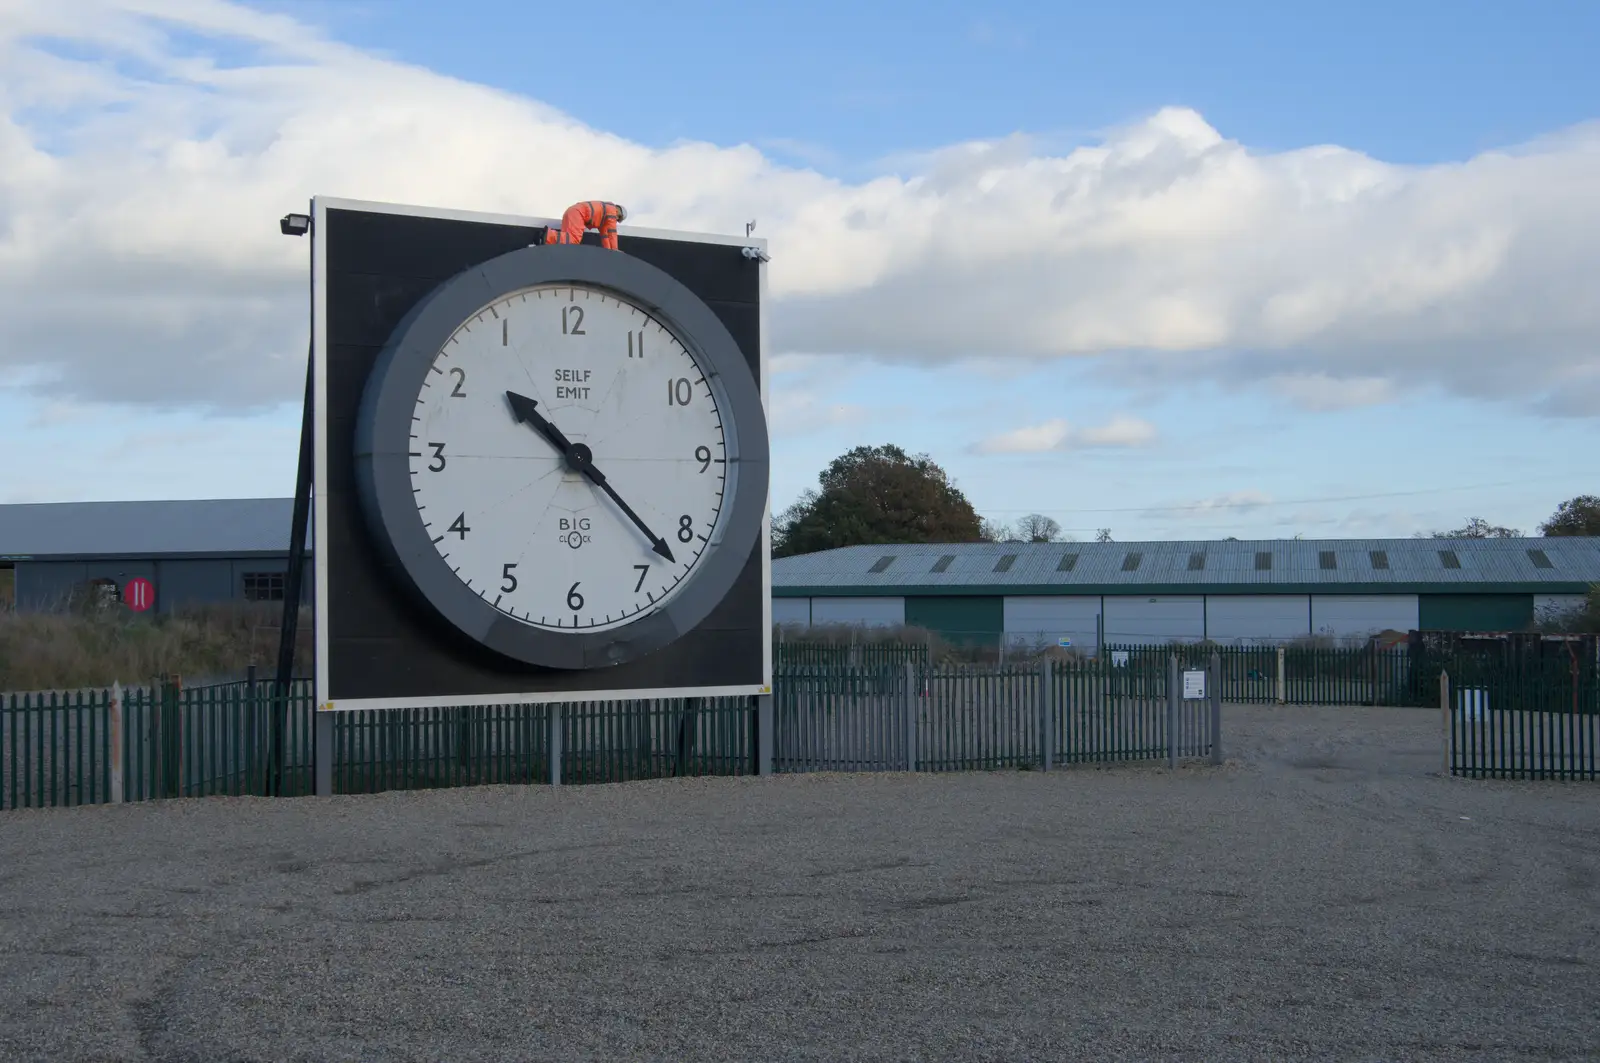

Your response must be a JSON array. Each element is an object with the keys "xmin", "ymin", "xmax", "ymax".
[{"xmin": 354, "ymin": 242, "xmax": 770, "ymax": 671}]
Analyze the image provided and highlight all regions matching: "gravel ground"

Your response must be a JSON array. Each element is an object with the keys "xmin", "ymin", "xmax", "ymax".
[{"xmin": 2, "ymin": 703, "xmax": 1598, "ymax": 1063}]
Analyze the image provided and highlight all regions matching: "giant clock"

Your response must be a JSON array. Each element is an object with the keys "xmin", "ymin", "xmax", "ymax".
[{"xmin": 353, "ymin": 243, "xmax": 769, "ymax": 671}]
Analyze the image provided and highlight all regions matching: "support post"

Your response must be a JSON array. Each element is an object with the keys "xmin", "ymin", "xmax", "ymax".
[
  {"xmin": 1040, "ymin": 658, "xmax": 1054, "ymax": 772},
  {"xmin": 272, "ymin": 349, "xmax": 315, "ymax": 796},
  {"xmin": 755, "ymin": 692, "xmax": 774, "ymax": 776},
  {"xmin": 1167, "ymin": 655, "xmax": 1179, "ymax": 769},
  {"xmin": 314, "ymin": 710, "xmax": 334, "ymax": 797},
  {"xmin": 904, "ymin": 661, "xmax": 918, "ymax": 772},
  {"xmin": 1440, "ymin": 669, "xmax": 1451, "ymax": 776},
  {"xmin": 1209, "ymin": 652, "xmax": 1223, "ymax": 766},
  {"xmin": 1275, "ymin": 646, "xmax": 1287, "ymax": 705},
  {"xmin": 547, "ymin": 703, "xmax": 563, "ymax": 786},
  {"xmin": 674, "ymin": 697, "xmax": 701, "ymax": 776},
  {"xmin": 109, "ymin": 682, "xmax": 125, "ymax": 804}
]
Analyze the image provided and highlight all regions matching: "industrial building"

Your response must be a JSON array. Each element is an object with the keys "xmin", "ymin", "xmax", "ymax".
[
  {"xmin": 0, "ymin": 498, "xmax": 308, "ymax": 614},
  {"xmin": 772, "ymin": 538, "xmax": 1600, "ymax": 651},
  {"xmin": 4, "ymin": 499, "xmax": 1596, "ymax": 647}
]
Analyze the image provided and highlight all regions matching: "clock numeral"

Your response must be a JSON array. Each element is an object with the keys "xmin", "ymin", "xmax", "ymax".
[
  {"xmin": 627, "ymin": 330, "xmax": 645, "ymax": 358},
  {"xmin": 566, "ymin": 582, "xmax": 585, "ymax": 611},
  {"xmin": 428, "ymin": 442, "xmax": 446, "ymax": 471},
  {"xmin": 667, "ymin": 378, "xmax": 693, "ymax": 406},
  {"xmin": 695, "ymin": 445, "xmax": 712, "ymax": 472},
  {"xmin": 562, "ymin": 306, "xmax": 586, "ymax": 335},
  {"xmin": 501, "ymin": 563, "xmax": 518, "ymax": 593},
  {"xmin": 449, "ymin": 367, "xmax": 466, "ymax": 397},
  {"xmin": 448, "ymin": 513, "xmax": 470, "ymax": 539},
  {"xmin": 501, "ymin": 318, "xmax": 508, "ymax": 347},
  {"xmin": 632, "ymin": 564, "xmax": 649, "ymax": 592},
  {"xmin": 677, "ymin": 514, "xmax": 694, "ymax": 544}
]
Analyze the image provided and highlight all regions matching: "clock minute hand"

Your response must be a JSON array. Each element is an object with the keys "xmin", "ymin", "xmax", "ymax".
[
  {"xmin": 588, "ymin": 474, "xmax": 677, "ymax": 564},
  {"xmin": 504, "ymin": 390, "xmax": 677, "ymax": 564}
]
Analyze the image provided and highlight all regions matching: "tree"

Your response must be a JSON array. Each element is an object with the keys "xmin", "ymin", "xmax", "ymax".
[
  {"xmin": 1417, "ymin": 517, "xmax": 1523, "ymax": 539},
  {"xmin": 1015, "ymin": 513, "xmax": 1063, "ymax": 543},
  {"xmin": 1539, "ymin": 495, "xmax": 1600, "ymax": 537},
  {"xmin": 773, "ymin": 444, "xmax": 984, "ymax": 557},
  {"xmin": 978, "ymin": 518, "xmax": 1016, "ymax": 543}
]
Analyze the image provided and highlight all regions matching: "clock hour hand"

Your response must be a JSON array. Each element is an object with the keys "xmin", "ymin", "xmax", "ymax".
[
  {"xmin": 504, "ymin": 390, "xmax": 677, "ymax": 564},
  {"xmin": 505, "ymin": 390, "xmax": 575, "ymax": 455}
]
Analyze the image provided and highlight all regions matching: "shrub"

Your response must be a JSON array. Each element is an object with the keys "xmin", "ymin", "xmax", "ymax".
[{"xmin": 0, "ymin": 601, "xmax": 312, "ymax": 692}]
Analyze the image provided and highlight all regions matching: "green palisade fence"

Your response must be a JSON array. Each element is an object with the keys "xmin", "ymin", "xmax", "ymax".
[
  {"xmin": 775, "ymin": 641, "xmax": 928, "ymax": 671},
  {"xmin": 1448, "ymin": 657, "xmax": 1600, "ymax": 780},
  {"xmin": 6, "ymin": 641, "xmax": 1597, "ymax": 809}
]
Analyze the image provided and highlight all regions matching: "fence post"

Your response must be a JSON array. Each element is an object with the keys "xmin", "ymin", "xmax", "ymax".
[
  {"xmin": 547, "ymin": 703, "xmax": 564, "ymax": 786},
  {"xmin": 314, "ymin": 707, "xmax": 334, "ymax": 797},
  {"xmin": 1167, "ymin": 655, "xmax": 1179, "ymax": 769},
  {"xmin": 903, "ymin": 661, "xmax": 918, "ymax": 772},
  {"xmin": 1276, "ymin": 647, "xmax": 1287, "ymax": 705},
  {"xmin": 1039, "ymin": 659, "xmax": 1054, "ymax": 772},
  {"xmin": 1209, "ymin": 652, "xmax": 1223, "ymax": 766},
  {"xmin": 1440, "ymin": 668, "xmax": 1451, "ymax": 776},
  {"xmin": 109, "ymin": 682, "xmax": 125, "ymax": 804},
  {"xmin": 755, "ymin": 693, "xmax": 773, "ymax": 776}
]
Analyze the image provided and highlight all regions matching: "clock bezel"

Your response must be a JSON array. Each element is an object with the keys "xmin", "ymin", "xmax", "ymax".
[{"xmin": 353, "ymin": 243, "xmax": 769, "ymax": 670}]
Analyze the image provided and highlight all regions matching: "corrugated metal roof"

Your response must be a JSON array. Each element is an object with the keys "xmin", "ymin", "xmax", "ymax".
[
  {"xmin": 0, "ymin": 498, "xmax": 300, "ymax": 558},
  {"xmin": 773, "ymin": 538, "xmax": 1600, "ymax": 593}
]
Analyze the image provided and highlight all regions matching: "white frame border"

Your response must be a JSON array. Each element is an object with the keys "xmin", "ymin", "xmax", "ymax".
[{"xmin": 310, "ymin": 195, "xmax": 771, "ymax": 713}]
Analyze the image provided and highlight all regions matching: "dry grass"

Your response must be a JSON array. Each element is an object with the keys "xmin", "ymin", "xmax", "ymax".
[{"xmin": 0, "ymin": 601, "xmax": 312, "ymax": 692}]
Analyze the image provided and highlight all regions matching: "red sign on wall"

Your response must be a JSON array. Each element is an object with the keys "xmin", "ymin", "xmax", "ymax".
[{"xmin": 124, "ymin": 577, "xmax": 154, "ymax": 613}]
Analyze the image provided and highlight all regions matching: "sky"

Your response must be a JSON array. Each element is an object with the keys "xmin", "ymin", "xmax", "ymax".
[{"xmin": 1, "ymin": 0, "xmax": 1598, "ymax": 541}]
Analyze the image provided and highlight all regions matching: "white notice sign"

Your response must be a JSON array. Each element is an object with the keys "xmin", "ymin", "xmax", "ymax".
[
  {"xmin": 1182, "ymin": 670, "xmax": 1207, "ymax": 700},
  {"xmin": 1111, "ymin": 651, "xmax": 1130, "ymax": 667}
]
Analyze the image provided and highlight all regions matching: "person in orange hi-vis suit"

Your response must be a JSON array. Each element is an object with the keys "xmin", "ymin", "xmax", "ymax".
[{"xmin": 544, "ymin": 200, "xmax": 628, "ymax": 250}]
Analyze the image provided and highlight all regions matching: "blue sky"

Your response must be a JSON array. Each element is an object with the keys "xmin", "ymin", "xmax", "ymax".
[
  {"xmin": 264, "ymin": 0, "xmax": 1600, "ymax": 167},
  {"xmin": 2, "ymin": 0, "xmax": 1598, "ymax": 540}
]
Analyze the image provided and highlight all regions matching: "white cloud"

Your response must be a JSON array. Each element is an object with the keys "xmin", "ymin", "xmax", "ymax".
[
  {"xmin": 2, "ymin": 1, "xmax": 1599, "ymax": 417},
  {"xmin": 974, "ymin": 419, "xmax": 1071, "ymax": 454},
  {"xmin": 973, "ymin": 415, "xmax": 1157, "ymax": 454},
  {"xmin": 1076, "ymin": 414, "xmax": 1158, "ymax": 447},
  {"xmin": 1268, "ymin": 373, "xmax": 1397, "ymax": 411},
  {"xmin": 769, "ymin": 389, "xmax": 866, "ymax": 437},
  {"xmin": 1149, "ymin": 490, "xmax": 1275, "ymax": 519}
]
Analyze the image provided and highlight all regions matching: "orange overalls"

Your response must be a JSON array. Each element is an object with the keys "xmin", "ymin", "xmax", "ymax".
[{"xmin": 545, "ymin": 200, "xmax": 625, "ymax": 250}]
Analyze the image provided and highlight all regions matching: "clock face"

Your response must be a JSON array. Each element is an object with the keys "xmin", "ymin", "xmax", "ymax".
[{"xmin": 408, "ymin": 282, "xmax": 728, "ymax": 634}]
